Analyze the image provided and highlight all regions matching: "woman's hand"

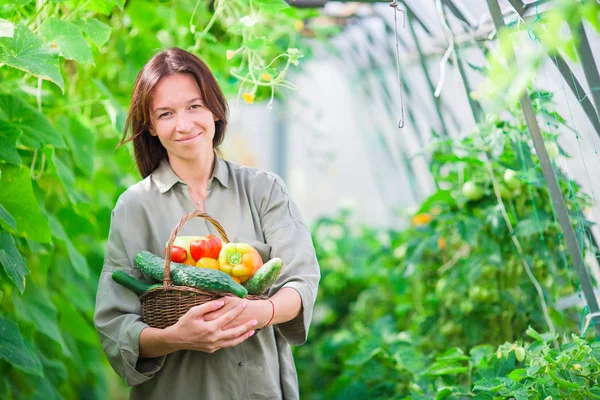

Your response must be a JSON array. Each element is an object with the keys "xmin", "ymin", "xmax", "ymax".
[
  {"xmin": 204, "ymin": 287, "xmax": 302, "ymax": 330},
  {"xmin": 139, "ymin": 299, "xmax": 258, "ymax": 358},
  {"xmin": 203, "ymin": 296, "xmax": 273, "ymax": 330}
]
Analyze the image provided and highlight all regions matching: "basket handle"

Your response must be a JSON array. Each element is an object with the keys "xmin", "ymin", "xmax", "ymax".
[{"xmin": 163, "ymin": 210, "xmax": 230, "ymax": 286}]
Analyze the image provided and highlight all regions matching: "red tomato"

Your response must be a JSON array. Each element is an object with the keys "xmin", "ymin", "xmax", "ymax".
[
  {"xmin": 165, "ymin": 245, "xmax": 188, "ymax": 263},
  {"xmin": 190, "ymin": 235, "xmax": 223, "ymax": 261}
]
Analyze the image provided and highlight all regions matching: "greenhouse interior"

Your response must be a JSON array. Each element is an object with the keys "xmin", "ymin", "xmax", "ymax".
[{"xmin": 2, "ymin": 0, "xmax": 600, "ymax": 398}]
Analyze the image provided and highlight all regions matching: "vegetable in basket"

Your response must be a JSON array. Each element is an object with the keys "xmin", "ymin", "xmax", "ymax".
[
  {"xmin": 164, "ymin": 235, "xmax": 222, "ymax": 265},
  {"xmin": 135, "ymin": 251, "xmax": 248, "ymax": 298},
  {"xmin": 218, "ymin": 243, "xmax": 263, "ymax": 283}
]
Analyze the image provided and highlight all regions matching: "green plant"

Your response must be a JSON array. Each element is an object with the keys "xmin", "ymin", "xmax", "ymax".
[
  {"xmin": 0, "ymin": 0, "xmax": 322, "ymax": 397},
  {"xmin": 295, "ymin": 94, "xmax": 595, "ymax": 398}
]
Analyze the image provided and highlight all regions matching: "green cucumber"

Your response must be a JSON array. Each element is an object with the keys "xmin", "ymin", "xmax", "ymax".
[
  {"xmin": 243, "ymin": 257, "xmax": 283, "ymax": 295},
  {"xmin": 135, "ymin": 251, "xmax": 248, "ymax": 298},
  {"xmin": 134, "ymin": 251, "xmax": 184, "ymax": 281},
  {"xmin": 112, "ymin": 271, "xmax": 154, "ymax": 295}
]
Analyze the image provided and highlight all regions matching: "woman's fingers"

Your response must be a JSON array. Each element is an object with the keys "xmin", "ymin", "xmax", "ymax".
[
  {"xmin": 209, "ymin": 300, "xmax": 248, "ymax": 329},
  {"xmin": 203, "ymin": 297, "xmax": 241, "ymax": 321},
  {"xmin": 212, "ymin": 320, "xmax": 258, "ymax": 351},
  {"xmin": 217, "ymin": 329, "xmax": 256, "ymax": 350},
  {"xmin": 187, "ymin": 299, "xmax": 225, "ymax": 319}
]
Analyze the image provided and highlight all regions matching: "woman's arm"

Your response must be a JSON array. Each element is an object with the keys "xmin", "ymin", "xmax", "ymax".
[{"xmin": 207, "ymin": 287, "xmax": 302, "ymax": 330}]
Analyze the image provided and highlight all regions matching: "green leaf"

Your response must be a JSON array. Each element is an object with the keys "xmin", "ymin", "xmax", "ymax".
[
  {"xmin": 589, "ymin": 387, "xmax": 600, "ymax": 398},
  {"xmin": 26, "ymin": 375, "xmax": 62, "ymax": 400},
  {"xmin": 417, "ymin": 189, "xmax": 456, "ymax": 213},
  {"xmin": 86, "ymin": 0, "xmax": 120, "ymax": 15},
  {"xmin": 346, "ymin": 344, "xmax": 382, "ymax": 366},
  {"xmin": 514, "ymin": 217, "xmax": 554, "ymax": 238},
  {"xmin": 54, "ymin": 296, "xmax": 98, "ymax": 345},
  {"xmin": 254, "ymin": 0, "xmax": 289, "ymax": 13},
  {"xmin": 427, "ymin": 365, "xmax": 469, "ymax": 376},
  {"xmin": 246, "ymin": 37, "xmax": 267, "ymax": 51},
  {"xmin": 0, "ymin": 165, "xmax": 52, "ymax": 243},
  {"xmin": 0, "ymin": 203, "xmax": 17, "ymax": 230},
  {"xmin": 508, "ymin": 369, "xmax": 527, "ymax": 382},
  {"xmin": 527, "ymin": 364, "xmax": 541, "ymax": 376},
  {"xmin": 0, "ymin": 24, "xmax": 64, "ymax": 90},
  {"xmin": 0, "ymin": 94, "xmax": 66, "ymax": 149},
  {"xmin": 0, "ymin": 119, "xmax": 22, "ymax": 165},
  {"xmin": 74, "ymin": 17, "xmax": 111, "ymax": 48},
  {"xmin": 51, "ymin": 150, "xmax": 85, "ymax": 204},
  {"xmin": 0, "ymin": 231, "xmax": 28, "ymax": 293},
  {"xmin": 473, "ymin": 378, "xmax": 505, "ymax": 392},
  {"xmin": 56, "ymin": 116, "xmax": 95, "ymax": 177},
  {"xmin": 0, "ymin": 19, "xmax": 14, "ymax": 38},
  {"xmin": 61, "ymin": 282, "xmax": 94, "ymax": 313},
  {"xmin": 12, "ymin": 281, "xmax": 70, "ymax": 355},
  {"xmin": 93, "ymin": 78, "xmax": 126, "ymax": 133},
  {"xmin": 0, "ymin": 315, "xmax": 42, "ymax": 375},
  {"xmin": 65, "ymin": 240, "xmax": 89, "ymax": 278},
  {"xmin": 47, "ymin": 213, "xmax": 89, "ymax": 278},
  {"xmin": 435, "ymin": 348, "xmax": 471, "ymax": 362},
  {"xmin": 435, "ymin": 388, "xmax": 453, "ymax": 400},
  {"xmin": 458, "ymin": 216, "xmax": 482, "ymax": 245},
  {"xmin": 525, "ymin": 326, "xmax": 558, "ymax": 342},
  {"xmin": 39, "ymin": 17, "xmax": 94, "ymax": 64}
]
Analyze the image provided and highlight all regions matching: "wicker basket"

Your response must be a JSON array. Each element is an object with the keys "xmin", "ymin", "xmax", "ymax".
[{"xmin": 140, "ymin": 210, "xmax": 265, "ymax": 329}]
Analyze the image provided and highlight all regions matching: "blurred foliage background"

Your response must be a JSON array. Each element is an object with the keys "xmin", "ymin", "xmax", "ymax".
[{"xmin": 1, "ymin": 0, "xmax": 600, "ymax": 399}]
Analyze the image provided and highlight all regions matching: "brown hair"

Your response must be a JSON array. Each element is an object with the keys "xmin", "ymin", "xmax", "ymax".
[{"xmin": 119, "ymin": 48, "xmax": 228, "ymax": 178}]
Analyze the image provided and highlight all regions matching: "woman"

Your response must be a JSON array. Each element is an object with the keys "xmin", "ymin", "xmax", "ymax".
[{"xmin": 94, "ymin": 47, "xmax": 320, "ymax": 400}]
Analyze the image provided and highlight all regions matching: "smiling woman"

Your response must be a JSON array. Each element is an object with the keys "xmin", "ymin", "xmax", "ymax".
[
  {"xmin": 93, "ymin": 47, "xmax": 320, "ymax": 400},
  {"xmin": 149, "ymin": 74, "xmax": 218, "ymax": 168}
]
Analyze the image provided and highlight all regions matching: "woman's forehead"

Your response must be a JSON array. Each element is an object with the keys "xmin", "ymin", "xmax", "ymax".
[{"xmin": 151, "ymin": 73, "xmax": 203, "ymax": 107}]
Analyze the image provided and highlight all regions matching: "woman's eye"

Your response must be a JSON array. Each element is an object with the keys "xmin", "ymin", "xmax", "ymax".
[
  {"xmin": 190, "ymin": 104, "xmax": 202, "ymax": 109},
  {"xmin": 158, "ymin": 112, "xmax": 171, "ymax": 118}
]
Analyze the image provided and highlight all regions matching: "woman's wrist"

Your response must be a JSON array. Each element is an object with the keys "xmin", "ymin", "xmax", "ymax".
[
  {"xmin": 139, "ymin": 325, "xmax": 182, "ymax": 358},
  {"xmin": 264, "ymin": 299, "xmax": 275, "ymax": 327}
]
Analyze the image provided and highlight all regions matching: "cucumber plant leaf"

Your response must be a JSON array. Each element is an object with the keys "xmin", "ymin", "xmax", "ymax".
[
  {"xmin": 47, "ymin": 213, "xmax": 90, "ymax": 279},
  {"xmin": 0, "ymin": 165, "xmax": 52, "ymax": 243},
  {"xmin": 12, "ymin": 281, "xmax": 70, "ymax": 356},
  {"xmin": 0, "ymin": 94, "xmax": 66, "ymax": 150},
  {"xmin": 0, "ymin": 231, "xmax": 28, "ymax": 293},
  {"xmin": 0, "ymin": 315, "xmax": 42, "ymax": 376},
  {"xmin": 56, "ymin": 115, "xmax": 95, "ymax": 178},
  {"xmin": 39, "ymin": 17, "xmax": 94, "ymax": 64},
  {"xmin": 0, "ymin": 24, "xmax": 64, "ymax": 90},
  {"xmin": 73, "ymin": 17, "xmax": 111, "ymax": 48},
  {"xmin": 0, "ymin": 120, "xmax": 21, "ymax": 165},
  {"xmin": 0, "ymin": 204, "xmax": 17, "ymax": 230}
]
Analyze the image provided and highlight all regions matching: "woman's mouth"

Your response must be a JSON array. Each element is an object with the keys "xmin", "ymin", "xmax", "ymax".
[{"xmin": 176, "ymin": 133, "xmax": 201, "ymax": 143}]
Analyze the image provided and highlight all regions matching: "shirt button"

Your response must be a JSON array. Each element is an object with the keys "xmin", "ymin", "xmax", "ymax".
[{"xmin": 238, "ymin": 362, "xmax": 243, "ymax": 366}]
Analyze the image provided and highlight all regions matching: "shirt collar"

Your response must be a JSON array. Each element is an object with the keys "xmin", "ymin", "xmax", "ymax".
[
  {"xmin": 152, "ymin": 155, "xmax": 229, "ymax": 194},
  {"xmin": 210, "ymin": 155, "xmax": 230, "ymax": 189}
]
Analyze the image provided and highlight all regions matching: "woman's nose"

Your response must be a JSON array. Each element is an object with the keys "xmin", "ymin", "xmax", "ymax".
[{"xmin": 175, "ymin": 114, "xmax": 194, "ymax": 132}]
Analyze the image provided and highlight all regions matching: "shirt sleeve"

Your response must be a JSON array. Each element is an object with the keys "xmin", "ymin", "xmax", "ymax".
[
  {"xmin": 260, "ymin": 174, "xmax": 321, "ymax": 346},
  {"xmin": 93, "ymin": 207, "xmax": 166, "ymax": 386}
]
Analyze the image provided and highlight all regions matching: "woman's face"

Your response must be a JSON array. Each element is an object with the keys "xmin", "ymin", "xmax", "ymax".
[{"xmin": 149, "ymin": 73, "xmax": 217, "ymax": 163}]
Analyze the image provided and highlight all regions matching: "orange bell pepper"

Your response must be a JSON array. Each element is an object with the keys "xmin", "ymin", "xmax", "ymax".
[
  {"xmin": 218, "ymin": 243, "xmax": 263, "ymax": 283},
  {"xmin": 196, "ymin": 257, "xmax": 219, "ymax": 270}
]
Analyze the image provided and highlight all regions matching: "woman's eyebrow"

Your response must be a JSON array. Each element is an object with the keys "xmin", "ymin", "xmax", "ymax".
[{"xmin": 153, "ymin": 98, "xmax": 204, "ymax": 113}]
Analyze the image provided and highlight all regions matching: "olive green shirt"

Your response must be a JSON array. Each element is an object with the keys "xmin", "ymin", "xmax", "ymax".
[{"xmin": 94, "ymin": 157, "xmax": 320, "ymax": 400}]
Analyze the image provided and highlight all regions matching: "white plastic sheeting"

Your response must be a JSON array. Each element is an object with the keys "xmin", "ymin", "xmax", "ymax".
[{"xmin": 224, "ymin": 1, "xmax": 600, "ymax": 235}]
